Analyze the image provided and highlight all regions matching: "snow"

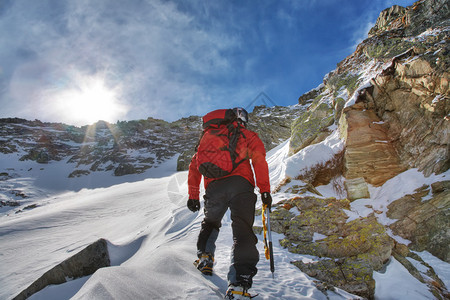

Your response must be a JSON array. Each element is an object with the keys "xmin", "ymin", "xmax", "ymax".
[
  {"xmin": 312, "ymin": 233, "xmax": 327, "ymax": 242},
  {"xmin": 405, "ymin": 257, "xmax": 429, "ymax": 274},
  {"xmin": 347, "ymin": 168, "xmax": 449, "ymax": 227},
  {"xmin": 315, "ymin": 176, "xmax": 345, "ymax": 199},
  {"xmin": 266, "ymin": 139, "xmax": 290, "ymax": 190},
  {"xmin": 385, "ymin": 228, "xmax": 412, "ymax": 245},
  {"xmin": 432, "ymin": 94, "xmax": 444, "ymax": 104},
  {"xmin": 344, "ymin": 81, "xmax": 372, "ymax": 108},
  {"xmin": 333, "ymin": 86, "xmax": 349, "ymax": 104},
  {"xmin": 373, "ymin": 258, "xmax": 435, "ymax": 300},
  {"xmin": 409, "ymin": 26, "xmax": 450, "ymax": 42},
  {"xmin": 415, "ymin": 251, "xmax": 450, "ymax": 289},
  {"xmin": 284, "ymin": 130, "xmax": 344, "ymax": 179},
  {"xmin": 0, "ymin": 154, "xmax": 178, "ymax": 215},
  {"xmin": 0, "ymin": 154, "xmax": 356, "ymax": 300},
  {"xmin": 29, "ymin": 277, "xmax": 90, "ymax": 300},
  {"xmin": 1, "ymin": 130, "xmax": 449, "ymax": 299}
]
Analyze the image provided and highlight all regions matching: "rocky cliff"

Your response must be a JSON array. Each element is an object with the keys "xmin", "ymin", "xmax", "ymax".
[{"xmin": 271, "ymin": 0, "xmax": 449, "ymax": 298}]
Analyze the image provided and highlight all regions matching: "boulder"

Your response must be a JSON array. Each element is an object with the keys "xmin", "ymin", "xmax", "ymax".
[
  {"xmin": 388, "ymin": 182, "xmax": 450, "ymax": 262},
  {"xmin": 431, "ymin": 180, "xmax": 450, "ymax": 194},
  {"xmin": 344, "ymin": 177, "xmax": 370, "ymax": 201},
  {"xmin": 14, "ymin": 239, "xmax": 110, "ymax": 300},
  {"xmin": 293, "ymin": 258, "xmax": 375, "ymax": 299},
  {"xmin": 275, "ymin": 196, "xmax": 393, "ymax": 299}
]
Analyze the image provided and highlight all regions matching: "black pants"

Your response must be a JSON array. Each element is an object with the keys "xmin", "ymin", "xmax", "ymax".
[{"xmin": 197, "ymin": 176, "xmax": 258, "ymax": 288}]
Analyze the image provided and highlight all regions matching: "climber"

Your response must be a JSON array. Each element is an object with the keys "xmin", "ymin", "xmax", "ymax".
[{"xmin": 187, "ymin": 107, "xmax": 272, "ymax": 298}]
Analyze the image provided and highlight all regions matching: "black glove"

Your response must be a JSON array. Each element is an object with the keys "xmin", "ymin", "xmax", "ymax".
[
  {"xmin": 187, "ymin": 199, "xmax": 200, "ymax": 212},
  {"xmin": 261, "ymin": 192, "xmax": 272, "ymax": 209}
]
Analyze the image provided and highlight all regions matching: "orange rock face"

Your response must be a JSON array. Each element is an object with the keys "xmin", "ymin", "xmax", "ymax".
[{"xmin": 341, "ymin": 105, "xmax": 406, "ymax": 186}]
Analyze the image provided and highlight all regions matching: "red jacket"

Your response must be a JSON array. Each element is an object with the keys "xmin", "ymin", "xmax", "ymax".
[{"xmin": 188, "ymin": 125, "xmax": 270, "ymax": 200}]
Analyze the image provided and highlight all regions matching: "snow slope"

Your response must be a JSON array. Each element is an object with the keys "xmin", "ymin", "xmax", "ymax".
[
  {"xmin": 1, "ymin": 131, "xmax": 448, "ymax": 299},
  {"xmin": 0, "ymin": 156, "xmax": 353, "ymax": 299}
]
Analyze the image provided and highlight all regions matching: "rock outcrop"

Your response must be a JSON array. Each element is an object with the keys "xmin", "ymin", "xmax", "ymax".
[
  {"xmin": 272, "ymin": 0, "xmax": 450, "ymax": 298},
  {"xmin": 387, "ymin": 181, "xmax": 450, "ymax": 263},
  {"xmin": 370, "ymin": 55, "xmax": 449, "ymax": 176},
  {"xmin": 289, "ymin": 0, "xmax": 449, "ymax": 192},
  {"xmin": 368, "ymin": 5, "xmax": 407, "ymax": 36},
  {"xmin": 290, "ymin": 99, "xmax": 334, "ymax": 155},
  {"xmin": 14, "ymin": 239, "xmax": 110, "ymax": 300},
  {"xmin": 268, "ymin": 193, "xmax": 393, "ymax": 299},
  {"xmin": 248, "ymin": 105, "xmax": 306, "ymax": 152},
  {"xmin": 339, "ymin": 103, "xmax": 406, "ymax": 186}
]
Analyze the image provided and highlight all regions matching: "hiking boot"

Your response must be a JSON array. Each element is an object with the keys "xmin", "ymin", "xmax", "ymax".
[
  {"xmin": 194, "ymin": 253, "xmax": 214, "ymax": 276},
  {"xmin": 224, "ymin": 285, "xmax": 256, "ymax": 299}
]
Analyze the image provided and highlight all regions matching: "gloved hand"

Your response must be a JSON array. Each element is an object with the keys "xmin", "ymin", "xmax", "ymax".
[
  {"xmin": 261, "ymin": 192, "xmax": 272, "ymax": 209},
  {"xmin": 187, "ymin": 199, "xmax": 200, "ymax": 212}
]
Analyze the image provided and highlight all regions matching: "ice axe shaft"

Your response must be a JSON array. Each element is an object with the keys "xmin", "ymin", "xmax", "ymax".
[{"xmin": 262, "ymin": 204, "xmax": 275, "ymax": 278}]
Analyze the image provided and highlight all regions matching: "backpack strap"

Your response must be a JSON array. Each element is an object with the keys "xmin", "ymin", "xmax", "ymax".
[{"xmin": 227, "ymin": 123, "xmax": 248, "ymax": 168}]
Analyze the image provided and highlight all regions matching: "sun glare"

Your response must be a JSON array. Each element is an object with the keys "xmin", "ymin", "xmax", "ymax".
[{"xmin": 55, "ymin": 75, "xmax": 128, "ymax": 126}]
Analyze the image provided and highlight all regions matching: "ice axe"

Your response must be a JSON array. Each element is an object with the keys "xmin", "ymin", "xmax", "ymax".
[{"xmin": 262, "ymin": 204, "xmax": 275, "ymax": 278}]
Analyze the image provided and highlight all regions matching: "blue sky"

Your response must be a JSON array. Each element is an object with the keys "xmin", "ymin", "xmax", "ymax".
[{"xmin": 0, "ymin": 0, "xmax": 417, "ymax": 126}]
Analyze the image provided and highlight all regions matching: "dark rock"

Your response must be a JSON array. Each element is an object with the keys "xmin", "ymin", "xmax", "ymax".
[
  {"xmin": 293, "ymin": 258, "xmax": 375, "ymax": 299},
  {"xmin": 276, "ymin": 196, "xmax": 392, "ymax": 299},
  {"xmin": 177, "ymin": 150, "xmax": 195, "ymax": 171},
  {"xmin": 431, "ymin": 180, "xmax": 450, "ymax": 194},
  {"xmin": 11, "ymin": 190, "xmax": 28, "ymax": 198},
  {"xmin": 68, "ymin": 170, "xmax": 91, "ymax": 178},
  {"xmin": 249, "ymin": 105, "xmax": 306, "ymax": 154},
  {"xmin": 13, "ymin": 238, "xmax": 110, "ymax": 300},
  {"xmin": 388, "ymin": 186, "xmax": 450, "ymax": 262},
  {"xmin": 114, "ymin": 163, "xmax": 137, "ymax": 176},
  {"xmin": 23, "ymin": 204, "xmax": 38, "ymax": 210},
  {"xmin": 298, "ymin": 86, "xmax": 324, "ymax": 105},
  {"xmin": 0, "ymin": 200, "xmax": 20, "ymax": 207}
]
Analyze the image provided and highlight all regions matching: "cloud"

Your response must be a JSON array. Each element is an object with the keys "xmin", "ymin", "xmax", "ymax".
[{"xmin": 0, "ymin": 0, "xmax": 246, "ymax": 124}]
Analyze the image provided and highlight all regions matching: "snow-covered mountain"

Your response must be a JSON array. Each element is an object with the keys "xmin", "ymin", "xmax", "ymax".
[
  {"xmin": 1, "ymin": 0, "xmax": 449, "ymax": 299},
  {"xmin": 0, "ymin": 105, "xmax": 304, "ymax": 214}
]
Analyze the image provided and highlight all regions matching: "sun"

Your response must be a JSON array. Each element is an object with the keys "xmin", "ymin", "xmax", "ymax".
[{"xmin": 55, "ymin": 75, "xmax": 128, "ymax": 126}]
